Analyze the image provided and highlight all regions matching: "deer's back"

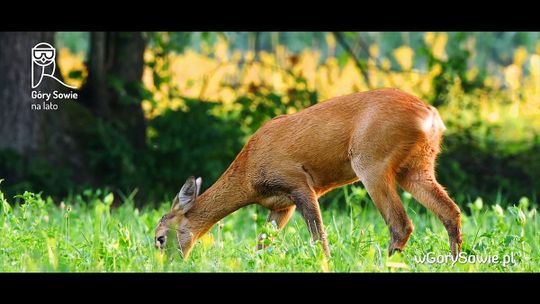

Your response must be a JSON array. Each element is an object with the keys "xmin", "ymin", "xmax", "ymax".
[{"xmin": 244, "ymin": 88, "xmax": 439, "ymax": 195}]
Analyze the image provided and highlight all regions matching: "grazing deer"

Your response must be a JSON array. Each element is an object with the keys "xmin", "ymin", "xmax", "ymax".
[{"xmin": 155, "ymin": 88, "xmax": 462, "ymax": 259}]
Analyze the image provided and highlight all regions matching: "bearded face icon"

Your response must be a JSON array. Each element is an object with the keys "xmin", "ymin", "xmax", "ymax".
[{"xmin": 31, "ymin": 42, "xmax": 76, "ymax": 89}]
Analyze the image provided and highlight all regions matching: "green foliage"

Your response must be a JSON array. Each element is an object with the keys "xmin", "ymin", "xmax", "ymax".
[
  {"xmin": 438, "ymin": 133, "xmax": 540, "ymax": 203},
  {"xmin": 55, "ymin": 32, "xmax": 89, "ymax": 56},
  {"xmin": 145, "ymin": 98, "xmax": 244, "ymax": 197},
  {"xmin": 0, "ymin": 186, "xmax": 537, "ymax": 272},
  {"xmin": 147, "ymin": 32, "xmax": 193, "ymax": 54},
  {"xmin": 0, "ymin": 149, "xmax": 74, "ymax": 200},
  {"xmin": 84, "ymin": 119, "xmax": 141, "ymax": 192},
  {"xmin": 420, "ymin": 34, "xmax": 484, "ymax": 107},
  {"xmin": 234, "ymin": 81, "xmax": 318, "ymax": 134}
]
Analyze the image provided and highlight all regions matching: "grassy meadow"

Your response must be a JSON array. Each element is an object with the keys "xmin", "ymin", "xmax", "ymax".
[{"xmin": 1, "ymin": 184, "xmax": 537, "ymax": 272}]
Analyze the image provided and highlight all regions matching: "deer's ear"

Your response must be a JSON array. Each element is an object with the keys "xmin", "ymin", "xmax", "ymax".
[
  {"xmin": 172, "ymin": 176, "xmax": 198, "ymax": 214},
  {"xmin": 195, "ymin": 177, "xmax": 202, "ymax": 197}
]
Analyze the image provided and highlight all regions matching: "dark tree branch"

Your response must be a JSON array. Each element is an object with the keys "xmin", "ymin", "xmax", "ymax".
[
  {"xmin": 354, "ymin": 34, "xmax": 371, "ymax": 58},
  {"xmin": 332, "ymin": 32, "xmax": 372, "ymax": 88},
  {"xmin": 254, "ymin": 32, "xmax": 261, "ymax": 60}
]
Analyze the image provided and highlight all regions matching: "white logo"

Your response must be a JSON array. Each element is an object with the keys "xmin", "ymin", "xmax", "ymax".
[{"xmin": 31, "ymin": 42, "xmax": 77, "ymax": 89}]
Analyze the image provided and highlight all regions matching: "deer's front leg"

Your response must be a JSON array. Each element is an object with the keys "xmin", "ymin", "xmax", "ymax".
[{"xmin": 290, "ymin": 190, "xmax": 330, "ymax": 257}]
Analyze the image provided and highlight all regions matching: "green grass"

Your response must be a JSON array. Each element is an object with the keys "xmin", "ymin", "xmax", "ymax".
[{"xmin": 0, "ymin": 185, "xmax": 538, "ymax": 272}]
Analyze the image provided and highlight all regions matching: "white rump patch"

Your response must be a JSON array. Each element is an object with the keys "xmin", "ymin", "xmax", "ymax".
[
  {"xmin": 421, "ymin": 107, "xmax": 447, "ymax": 133},
  {"xmin": 421, "ymin": 112, "xmax": 434, "ymax": 132}
]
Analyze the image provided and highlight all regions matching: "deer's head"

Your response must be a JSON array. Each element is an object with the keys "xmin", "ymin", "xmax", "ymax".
[{"xmin": 155, "ymin": 176, "xmax": 202, "ymax": 258}]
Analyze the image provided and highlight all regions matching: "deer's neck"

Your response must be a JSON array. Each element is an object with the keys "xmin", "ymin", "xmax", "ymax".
[{"xmin": 187, "ymin": 161, "xmax": 253, "ymax": 239}]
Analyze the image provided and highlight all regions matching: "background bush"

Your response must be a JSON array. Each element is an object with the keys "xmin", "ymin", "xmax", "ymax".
[{"xmin": 1, "ymin": 32, "xmax": 539, "ymax": 207}]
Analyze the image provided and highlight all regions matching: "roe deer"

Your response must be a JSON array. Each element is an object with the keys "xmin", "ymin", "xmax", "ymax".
[{"xmin": 155, "ymin": 88, "xmax": 462, "ymax": 259}]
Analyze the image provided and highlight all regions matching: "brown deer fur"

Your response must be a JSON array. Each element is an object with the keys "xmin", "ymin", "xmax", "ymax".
[{"xmin": 155, "ymin": 88, "xmax": 462, "ymax": 259}]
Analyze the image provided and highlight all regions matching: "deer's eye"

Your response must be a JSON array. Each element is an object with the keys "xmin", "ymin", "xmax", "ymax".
[
  {"xmin": 160, "ymin": 214, "xmax": 173, "ymax": 223},
  {"xmin": 157, "ymin": 236, "xmax": 165, "ymax": 244}
]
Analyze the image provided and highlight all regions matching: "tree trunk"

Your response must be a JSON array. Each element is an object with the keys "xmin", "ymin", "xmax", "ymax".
[
  {"xmin": 83, "ymin": 32, "xmax": 109, "ymax": 118},
  {"xmin": 0, "ymin": 32, "xmax": 49, "ymax": 156},
  {"xmin": 82, "ymin": 32, "xmax": 147, "ymax": 149},
  {"xmin": 0, "ymin": 32, "xmax": 95, "ymax": 191},
  {"xmin": 108, "ymin": 32, "xmax": 147, "ymax": 149}
]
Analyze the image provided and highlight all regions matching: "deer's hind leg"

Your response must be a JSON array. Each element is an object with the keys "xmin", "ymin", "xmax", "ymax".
[
  {"xmin": 349, "ymin": 114, "xmax": 432, "ymax": 255},
  {"xmin": 397, "ymin": 147, "xmax": 462, "ymax": 257},
  {"xmin": 351, "ymin": 154, "xmax": 415, "ymax": 256}
]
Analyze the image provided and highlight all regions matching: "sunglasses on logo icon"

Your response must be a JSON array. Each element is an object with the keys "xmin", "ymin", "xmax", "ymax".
[{"xmin": 33, "ymin": 48, "xmax": 55, "ymax": 64}]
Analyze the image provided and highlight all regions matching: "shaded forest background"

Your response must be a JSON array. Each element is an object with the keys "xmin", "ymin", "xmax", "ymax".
[{"xmin": 0, "ymin": 32, "xmax": 539, "ymax": 207}]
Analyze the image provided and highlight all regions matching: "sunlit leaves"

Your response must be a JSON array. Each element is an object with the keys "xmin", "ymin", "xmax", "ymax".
[
  {"xmin": 57, "ymin": 47, "xmax": 87, "ymax": 88},
  {"xmin": 393, "ymin": 46, "xmax": 414, "ymax": 71},
  {"xmin": 424, "ymin": 32, "xmax": 448, "ymax": 61}
]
